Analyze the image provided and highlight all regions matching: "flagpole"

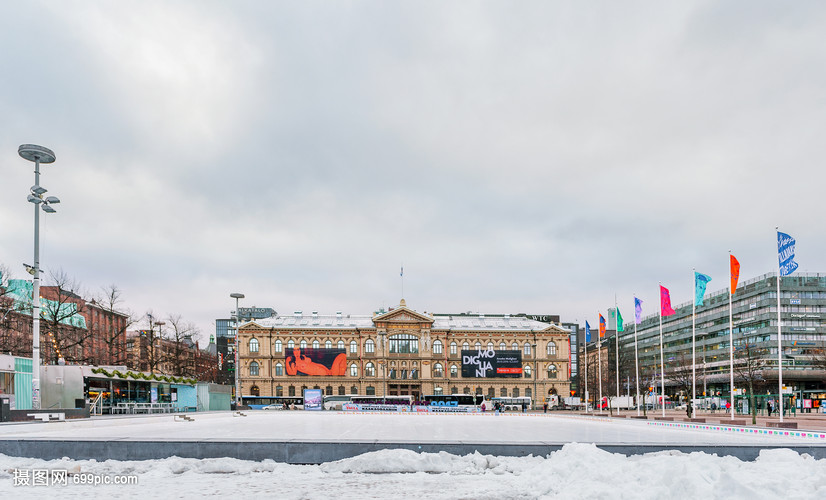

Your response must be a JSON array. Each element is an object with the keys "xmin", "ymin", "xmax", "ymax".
[
  {"xmin": 598, "ymin": 315, "xmax": 603, "ymax": 414},
  {"xmin": 658, "ymin": 282, "xmax": 665, "ymax": 418},
  {"xmin": 729, "ymin": 251, "xmax": 735, "ymax": 421},
  {"xmin": 614, "ymin": 298, "xmax": 620, "ymax": 415},
  {"xmin": 634, "ymin": 297, "xmax": 640, "ymax": 417},
  {"xmin": 400, "ymin": 264, "xmax": 404, "ymax": 299},
  {"xmin": 776, "ymin": 228, "xmax": 784, "ymax": 423},
  {"xmin": 584, "ymin": 321, "xmax": 589, "ymax": 413},
  {"xmin": 692, "ymin": 268, "xmax": 697, "ymax": 419}
]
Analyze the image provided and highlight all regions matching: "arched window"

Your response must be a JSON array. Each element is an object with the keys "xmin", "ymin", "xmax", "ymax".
[
  {"xmin": 513, "ymin": 388, "xmax": 520, "ymax": 397},
  {"xmin": 337, "ymin": 340, "xmax": 345, "ymax": 350},
  {"xmin": 546, "ymin": 342, "xmax": 557, "ymax": 356},
  {"xmin": 463, "ymin": 387, "xmax": 470, "ymax": 394},
  {"xmin": 312, "ymin": 340, "xmax": 320, "ymax": 349},
  {"xmin": 350, "ymin": 340, "xmax": 357, "ymax": 353},
  {"xmin": 499, "ymin": 342, "xmax": 506, "ymax": 351},
  {"xmin": 249, "ymin": 361, "xmax": 259, "ymax": 376},
  {"xmin": 365, "ymin": 362, "xmax": 376, "ymax": 376},
  {"xmin": 474, "ymin": 342, "xmax": 482, "ymax": 350},
  {"xmin": 462, "ymin": 342, "xmax": 469, "ymax": 351},
  {"xmin": 338, "ymin": 386, "xmax": 345, "ymax": 395},
  {"xmin": 365, "ymin": 339, "xmax": 375, "ymax": 353},
  {"xmin": 325, "ymin": 385, "xmax": 333, "ymax": 395},
  {"xmin": 300, "ymin": 340, "xmax": 307, "ymax": 349},
  {"xmin": 366, "ymin": 386, "xmax": 375, "ymax": 395},
  {"xmin": 275, "ymin": 385, "xmax": 283, "ymax": 396},
  {"xmin": 250, "ymin": 385, "xmax": 260, "ymax": 396},
  {"xmin": 512, "ymin": 342, "xmax": 518, "ymax": 350},
  {"xmin": 450, "ymin": 365, "xmax": 458, "ymax": 378},
  {"xmin": 274, "ymin": 340, "xmax": 282, "ymax": 353},
  {"xmin": 451, "ymin": 386, "xmax": 458, "ymax": 394},
  {"xmin": 434, "ymin": 363, "xmax": 444, "ymax": 378},
  {"xmin": 434, "ymin": 386, "xmax": 443, "ymax": 395},
  {"xmin": 524, "ymin": 343, "xmax": 531, "ymax": 355},
  {"xmin": 275, "ymin": 363, "xmax": 283, "ymax": 376},
  {"xmin": 288, "ymin": 386, "xmax": 296, "ymax": 396},
  {"xmin": 249, "ymin": 338, "xmax": 259, "ymax": 353},
  {"xmin": 350, "ymin": 364, "xmax": 359, "ymax": 377},
  {"xmin": 287, "ymin": 339, "xmax": 295, "ymax": 349},
  {"xmin": 524, "ymin": 365, "xmax": 532, "ymax": 378},
  {"xmin": 487, "ymin": 387, "xmax": 495, "ymax": 398},
  {"xmin": 433, "ymin": 340, "xmax": 443, "ymax": 354},
  {"xmin": 350, "ymin": 386, "xmax": 358, "ymax": 394},
  {"xmin": 325, "ymin": 340, "xmax": 332, "ymax": 349},
  {"xmin": 525, "ymin": 388, "xmax": 532, "ymax": 399},
  {"xmin": 487, "ymin": 342, "xmax": 494, "ymax": 351},
  {"xmin": 500, "ymin": 387, "xmax": 507, "ymax": 397},
  {"xmin": 547, "ymin": 364, "xmax": 558, "ymax": 379},
  {"xmin": 450, "ymin": 342, "xmax": 457, "ymax": 355},
  {"xmin": 388, "ymin": 334, "xmax": 419, "ymax": 354}
]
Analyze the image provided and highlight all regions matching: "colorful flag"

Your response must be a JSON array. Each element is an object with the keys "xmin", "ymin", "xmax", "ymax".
[
  {"xmin": 634, "ymin": 297, "xmax": 643, "ymax": 324},
  {"xmin": 660, "ymin": 285, "xmax": 676, "ymax": 317},
  {"xmin": 585, "ymin": 321, "xmax": 591, "ymax": 342},
  {"xmin": 777, "ymin": 231, "xmax": 798, "ymax": 276},
  {"xmin": 610, "ymin": 308, "xmax": 624, "ymax": 332},
  {"xmin": 694, "ymin": 272, "xmax": 712, "ymax": 306},
  {"xmin": 599, "ymin": 314, "xmax": 606, "ymax": 337},
  {"xmin": 730, "ymin": 254, "xmax": 740, "ymax": 294}
]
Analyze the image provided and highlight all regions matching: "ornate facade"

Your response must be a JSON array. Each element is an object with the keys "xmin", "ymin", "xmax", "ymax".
[{"xmin": 237, "ymin": 300, "xmax": 571, "ymax": 406}]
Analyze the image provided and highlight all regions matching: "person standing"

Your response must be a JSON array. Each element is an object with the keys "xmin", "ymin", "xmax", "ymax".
[{"xmin": 543, "ymin": 402, "xmax": 548, "ymax": 413}]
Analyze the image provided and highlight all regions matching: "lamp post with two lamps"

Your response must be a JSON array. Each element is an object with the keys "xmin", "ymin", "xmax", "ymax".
[
  {"xmin": 230, "ymin": 292, "xmax": 245, "ymax": 408},
  {"xmin": 19, "ymin": 144, "xmax": 59, "ymax": 410}
]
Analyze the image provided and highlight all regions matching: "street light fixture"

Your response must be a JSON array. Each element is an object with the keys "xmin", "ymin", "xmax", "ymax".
[
  {"xmin": 18, "ymin": 144, "xmax": 58, "ymax": 410},
  {"xmin": 230, "ymin": 292, "xmax": 245, "ymax": 408}
]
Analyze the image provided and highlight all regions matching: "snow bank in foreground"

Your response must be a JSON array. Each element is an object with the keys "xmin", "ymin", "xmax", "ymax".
[{"xmin": 1, "ymin": 443, "xmax": 825, "ymax": 500}]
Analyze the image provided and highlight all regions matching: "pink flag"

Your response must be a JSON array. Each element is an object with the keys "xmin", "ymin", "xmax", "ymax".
[{"xmin": 660, "ymin": 285, "xmax": 676, "ymax": 317}]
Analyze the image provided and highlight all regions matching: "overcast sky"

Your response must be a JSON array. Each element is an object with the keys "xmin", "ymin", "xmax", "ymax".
[{"xmin": 1, "ymin": 1, "xmax": 825, "ymax": 342}]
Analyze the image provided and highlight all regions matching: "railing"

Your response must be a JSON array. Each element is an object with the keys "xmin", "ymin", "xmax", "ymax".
[{"xmin": 89, "ymin": 393, "xmax": 104, "ymax": 416}]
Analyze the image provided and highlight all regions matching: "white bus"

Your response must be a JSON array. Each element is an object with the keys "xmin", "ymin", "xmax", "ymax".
[
  {"xmin": 490, "ymin": 396, "xmax": 532, "ymax": 412},
  {"xmin": 322, "ymin": 395, "xmax": 352, "ymax": 410}
]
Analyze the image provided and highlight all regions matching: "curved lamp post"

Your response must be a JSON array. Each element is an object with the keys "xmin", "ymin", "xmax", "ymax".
[{"xmin": 19, "ymin": 144, "xmax": 58, "ymax": 410}]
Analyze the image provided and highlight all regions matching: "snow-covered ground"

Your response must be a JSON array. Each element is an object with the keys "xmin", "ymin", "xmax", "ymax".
[
  {"xmin": 2, "ymin": 412, "xmax": 825, "ymax": 498},
  {"xmin": 2, "ymin": 443, "xmax": 825, "ymax": 499}
]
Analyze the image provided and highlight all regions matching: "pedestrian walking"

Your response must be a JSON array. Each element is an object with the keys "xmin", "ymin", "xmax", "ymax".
[
  {"xmin": 686, "ymin": 401, "xmax": 693, "ymax": 419},
  {"xmin": 543, "ymin": 402, "xmax": 548, "ymax": 413}
]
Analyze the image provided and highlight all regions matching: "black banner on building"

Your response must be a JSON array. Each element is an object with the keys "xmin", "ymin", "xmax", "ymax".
[
  {"xmin": 285, "ymin": 348, "xmax": 347, "ymax": 376},
  {"xmin": 461, "ymin": 350, "xmax": 522, "ymax": 378}
]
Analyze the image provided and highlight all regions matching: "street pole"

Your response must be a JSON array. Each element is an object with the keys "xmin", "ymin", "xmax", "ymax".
[
  {"xmin": 230, "ymin": 292, "xmax": 245, "ymax": 408},
  {"xmin": 19, "ymin": 144, "xmax": 58, "ymax": 411}
]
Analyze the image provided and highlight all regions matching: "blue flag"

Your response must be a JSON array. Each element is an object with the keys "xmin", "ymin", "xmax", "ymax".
[
  {"xmin": 585, "ymin": 321, "xmax": 591, "ymax": 342},
  {"xmin": 694, "ymin": 272, "xmax": 712, "ymax": 306},
  {"xmin": 777, "ymin": 231, "xmax": 798, "ymax": 276},
  {"xmin": 634, "ymin": 297, "xmax": 643, "ymax": 325}
]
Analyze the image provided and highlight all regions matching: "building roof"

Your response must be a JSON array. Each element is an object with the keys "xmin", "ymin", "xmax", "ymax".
[{"xmin": 247, "ymin": 306, "xmax": 565, "ymax": 333}]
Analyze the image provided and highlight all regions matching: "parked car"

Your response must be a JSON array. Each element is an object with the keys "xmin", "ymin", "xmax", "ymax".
[{"xmin": 262, "ymin": 403, "xmax": 285, "ymax": 410}]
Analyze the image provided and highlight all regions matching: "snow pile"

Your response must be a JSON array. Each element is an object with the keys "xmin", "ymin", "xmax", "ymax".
[{"xmin": 1, "ymin": 443, "xmax": 825, "ymax": 499}]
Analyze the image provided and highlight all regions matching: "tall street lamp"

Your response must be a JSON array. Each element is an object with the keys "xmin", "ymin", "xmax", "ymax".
[
  {"xmin": 230, "ymin": 292, "xmax": 244, "ymax": 408},
  {"xmin": 531, "ymin": 342, "xmax": 537, "ymax": 411},
  {"xmin": 19, "ymin": 144, "xmax": 58, "ymax": 410}
]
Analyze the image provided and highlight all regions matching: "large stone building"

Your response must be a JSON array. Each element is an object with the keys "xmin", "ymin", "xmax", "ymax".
[{"xmin": 237, "ymin": 300, "xmax": 571, "ymax": 407}]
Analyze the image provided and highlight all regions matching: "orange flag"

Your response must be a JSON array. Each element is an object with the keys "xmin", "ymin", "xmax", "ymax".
[{"xmin": 730, "ymin": 254, "xmax": 740, "ymax": 294}]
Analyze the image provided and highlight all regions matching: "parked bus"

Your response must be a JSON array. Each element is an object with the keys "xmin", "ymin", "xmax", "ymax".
[
  {"xmin": 490, "ymin": 396, "xmax": 532, "ymax": 412},
  {"xmin": 322, "ymin": 395, "xmax": 352, "ymax": 410},
  {"xmin": 422, "ymin": 394, "xmax": 483, "ymax": 408},
  {"xmin": 243, "ymin": 396, "xmax": 304, "ymax": 410},
  {"xmin": 348, "ymin": 395, "xmax": 414, "ymax": 406}
]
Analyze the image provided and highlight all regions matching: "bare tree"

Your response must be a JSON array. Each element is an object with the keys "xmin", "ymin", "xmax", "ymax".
[
  {"xmin": 142, "ymin": 312, "xmax": 168, "ymax": 374},
  {"xmin": 95, "ymin": 284, "xmax": 136, "ymax": 366},
  {"xmin": 39, "ymin": 269, "xmax": 94, "ymax": 364},
  {"xmin": 166, "ymin": 314, "xmax": 200, "ymax": 377},
  {"xmin": 667, "ymin": 350, "xmax": 695, "ymax": 405},
  {"xmin": 733, "ymin": 340, "xmax": 769, "ymax": 425}
]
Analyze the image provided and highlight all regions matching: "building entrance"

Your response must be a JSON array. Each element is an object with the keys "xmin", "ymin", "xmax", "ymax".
[{"xmin": 388, "ymin": 384, "xmax": 420, "ymax": 400}]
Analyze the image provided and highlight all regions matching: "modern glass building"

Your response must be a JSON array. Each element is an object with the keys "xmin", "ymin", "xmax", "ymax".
[{"xmin": 615, "ymin": 272, "xmax": 826, "ymax": 407}]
